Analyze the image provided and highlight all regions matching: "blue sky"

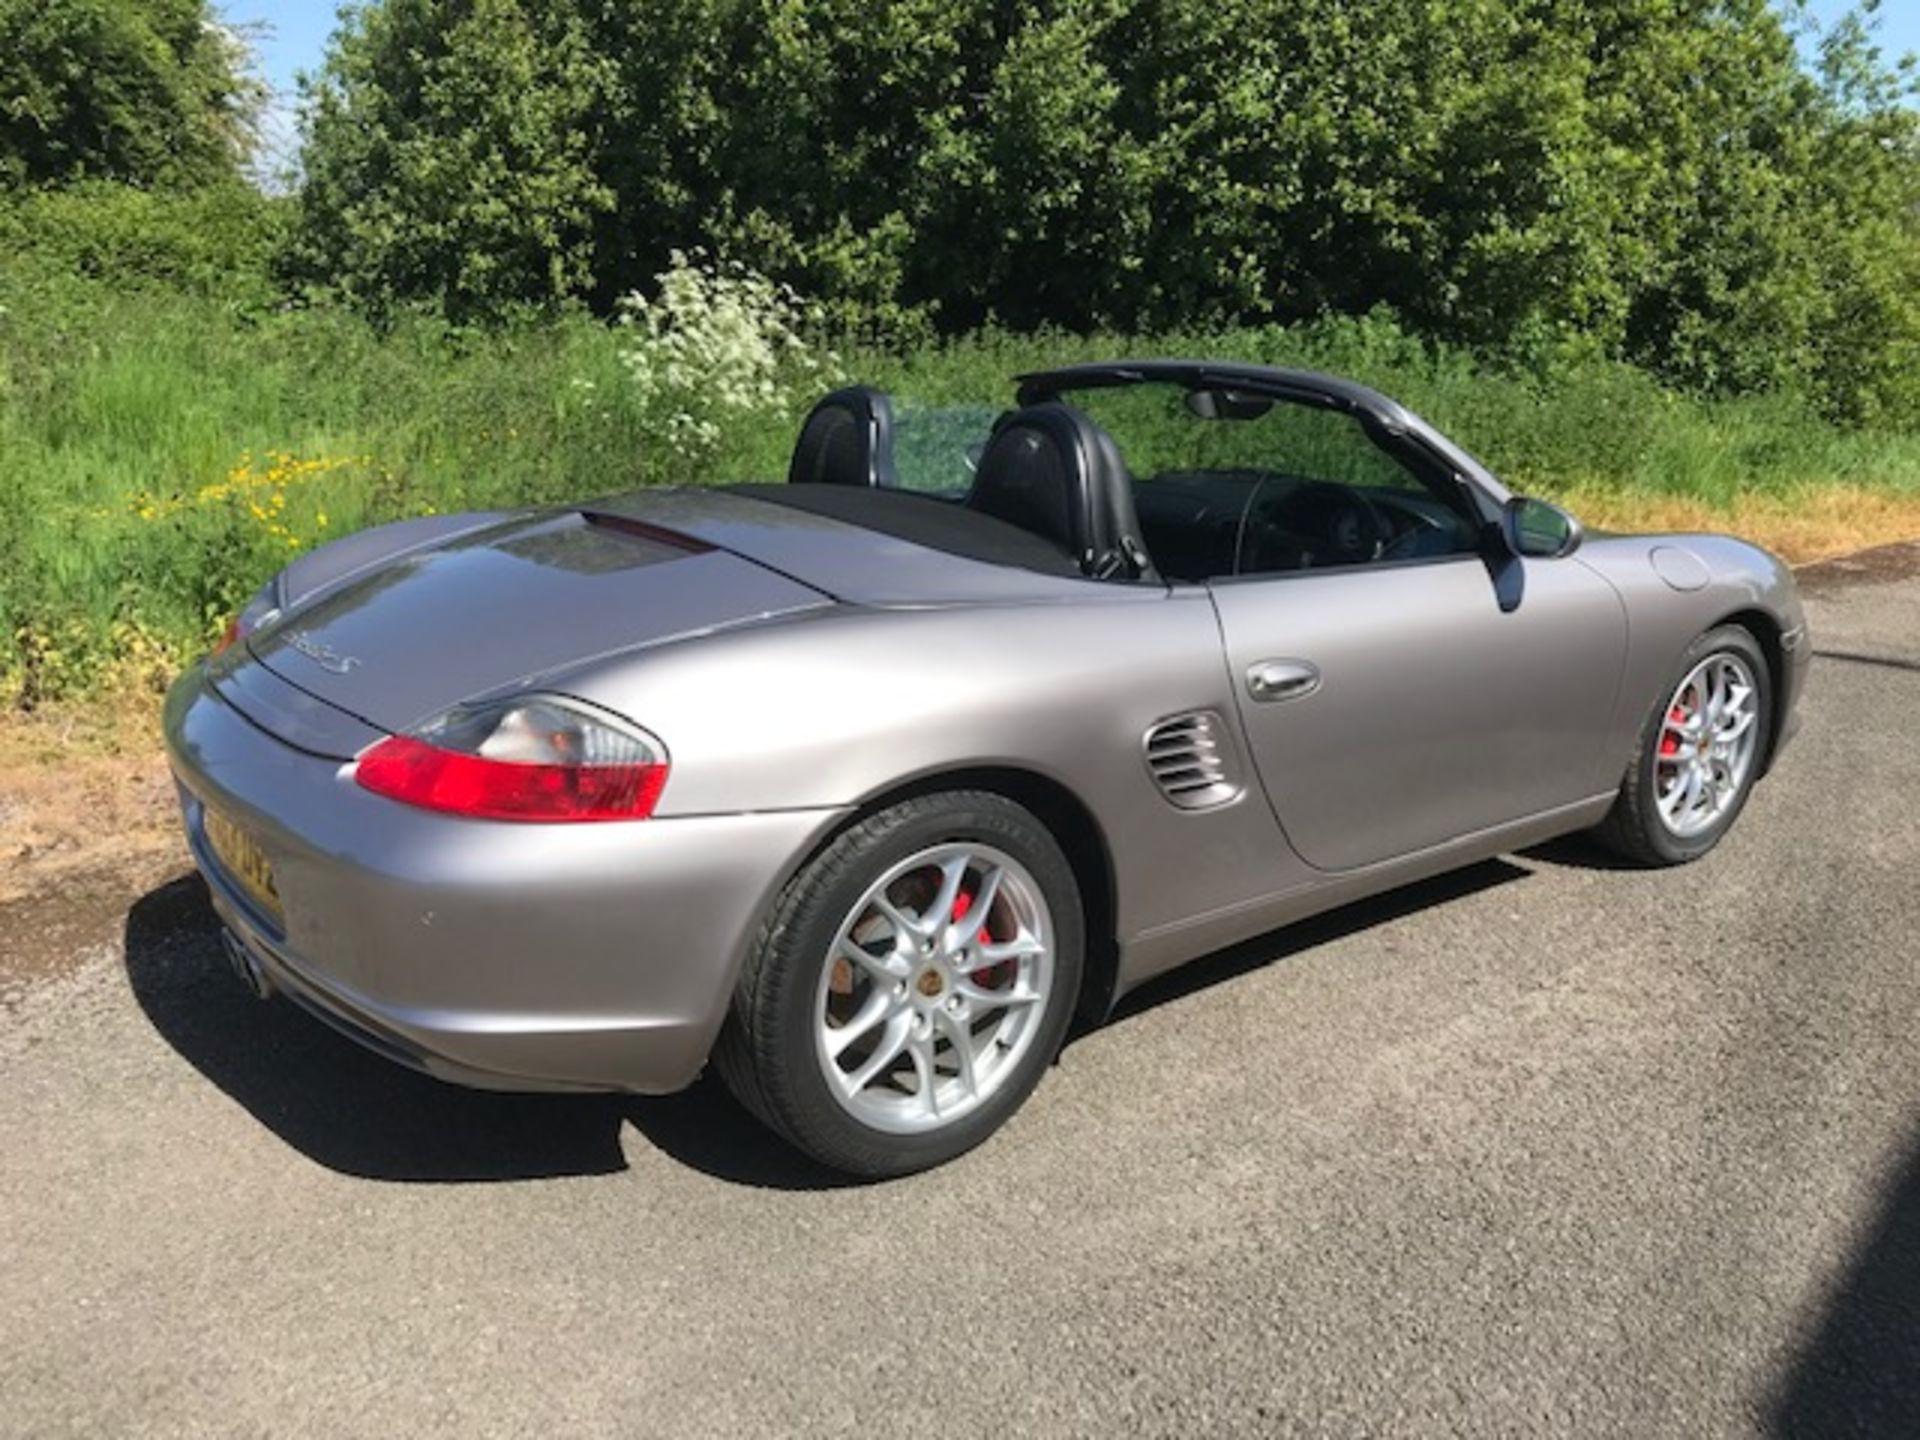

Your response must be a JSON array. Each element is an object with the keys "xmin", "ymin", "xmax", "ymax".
[
  {"xmin": 220, "ymin": 2, "xmax": 342, "ymax": 99},
  {"xmin": 220, "ymin": 0, "xmax": 1918, "ymax": 175},
  {"xmin": 218, "ymin": 2, "xmax": 342, "ymax": 178},
  {"xmin": 1798, "ymin": 0, "xmax": 1920, "ymax": 68}
]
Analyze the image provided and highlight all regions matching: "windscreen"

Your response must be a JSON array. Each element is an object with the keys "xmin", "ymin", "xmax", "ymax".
[{"xmin": 1053, "ymin": 381, "xmax": 1415, "ymax": 493}]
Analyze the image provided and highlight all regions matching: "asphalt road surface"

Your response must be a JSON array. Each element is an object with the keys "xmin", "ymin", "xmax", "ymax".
[{"xmin": 5, "ymin": 550, "xmax": 1919, "ymax": 1438}]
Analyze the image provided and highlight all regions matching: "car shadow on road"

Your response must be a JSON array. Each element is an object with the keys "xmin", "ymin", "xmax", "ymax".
[
  {"xmin": 128, "ymin": 857, "xmax": 1540, "ymax": 1191},
  {"xmin": 1768, "ymin": 1124, "xmax": 1920, "ymax": 1436},
  {"xmin": 1517, "ymin": 831, "xmax": 1648, "ymax": 872},
  {"xmin": 1101, "ymin": 857, "xmax": 1532, "ymax": 1027},
  {"xmin": 123, "ymin": 873, "xmax": 856, "ymax": 1190}
]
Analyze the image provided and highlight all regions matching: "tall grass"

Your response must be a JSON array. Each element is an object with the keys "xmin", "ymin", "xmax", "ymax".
[
  {"xmin": 860, "ymin": 318, "xmax": 1920, "ymax": 508},
  {"xmin": 3, "ymin": 282, "xmax": 1918, "ymax": 710}
]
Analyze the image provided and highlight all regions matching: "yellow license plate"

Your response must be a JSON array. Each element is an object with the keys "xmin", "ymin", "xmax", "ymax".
[{"xmin": 202, "ymin": 804, "xmax": 282, "ymax": 924}]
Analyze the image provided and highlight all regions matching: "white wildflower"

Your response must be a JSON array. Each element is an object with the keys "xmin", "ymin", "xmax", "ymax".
[{"xmin": 617, "ymin": 251, "xmax": 839, "ymax": 480}]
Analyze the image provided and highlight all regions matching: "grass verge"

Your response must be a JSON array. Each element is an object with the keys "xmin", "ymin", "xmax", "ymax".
[{"xmin": 3, "ymin": 286, "xmax": 1917, "ymax": 714}]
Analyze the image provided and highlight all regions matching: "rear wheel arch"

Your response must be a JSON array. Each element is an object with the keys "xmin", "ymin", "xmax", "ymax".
[
  {"xmin": 715, "ymin": 779, "xmax": 1103, "ymax": 1174},
  {"xmin": 789, "ymin": 766, "xmax": 1120, "ymax": 1033}
]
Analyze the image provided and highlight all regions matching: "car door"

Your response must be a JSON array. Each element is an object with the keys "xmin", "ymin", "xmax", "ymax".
[
  {"xmin": 1060, "ymin": 371, "xmax": 1630, "ymax": 874},
  {"xmin": 1210, "ymin": 548, "xmax": 1626, "ymax": 872}
]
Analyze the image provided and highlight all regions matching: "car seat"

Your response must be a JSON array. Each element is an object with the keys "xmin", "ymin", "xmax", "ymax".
[
  {"xmin": 966, "ymin": 404, "xmax": 1157, "ymax": 581},
  {"xmin": 788, "ymin": 385, "xmax": 898, "ymax": 488}
]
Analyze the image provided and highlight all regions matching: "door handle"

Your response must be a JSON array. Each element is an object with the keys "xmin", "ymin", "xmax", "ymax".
[{"xmin": 1247, "ymin": 659, "xmax": 1321, "ymax": 703}]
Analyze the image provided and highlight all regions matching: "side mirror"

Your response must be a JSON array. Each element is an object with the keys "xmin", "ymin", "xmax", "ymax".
[{"xmin": 1502, "ymin": 496, "xmax": 1583, "ymax": 559}]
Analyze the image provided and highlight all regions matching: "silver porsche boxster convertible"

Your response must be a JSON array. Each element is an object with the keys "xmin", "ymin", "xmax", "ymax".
[{"xmin": 164, "ymin": 361, "xmax": 1807, "ymax": 1175}]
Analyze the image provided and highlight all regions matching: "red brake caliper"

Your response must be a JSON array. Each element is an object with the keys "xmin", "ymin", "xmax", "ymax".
[
  {"xmin": 1659, "ymin": 702, "xmax": 1686, "ymax": 757},
  {"xmin": 950, "ymin": 888, "xmax": 1002, "ymax": 988}
]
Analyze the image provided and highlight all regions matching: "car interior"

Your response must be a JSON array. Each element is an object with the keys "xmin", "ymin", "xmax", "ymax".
[{"xmin": 751, "ymin": 379, "xmax": 1484, "ymax": 585}]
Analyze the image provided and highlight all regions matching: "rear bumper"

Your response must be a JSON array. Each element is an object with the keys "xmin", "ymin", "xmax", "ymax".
[{"xmin": 165, "ymin": 664, "xmax": 846, "ymax": 1094}]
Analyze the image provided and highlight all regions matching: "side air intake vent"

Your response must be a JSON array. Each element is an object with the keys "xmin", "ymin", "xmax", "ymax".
[{"xmin": 1143, "ymin": 711, "xmax": 1241, "ymax": 811}]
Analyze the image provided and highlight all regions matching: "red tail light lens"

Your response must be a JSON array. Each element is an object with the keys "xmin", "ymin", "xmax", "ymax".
[
  {"xmin": 354, "ymin": 697, "xmax": 668, "ymax": 822},
  {"xmin": 210, "ymin": 582, "xmax": 281, "ymax": 659}
]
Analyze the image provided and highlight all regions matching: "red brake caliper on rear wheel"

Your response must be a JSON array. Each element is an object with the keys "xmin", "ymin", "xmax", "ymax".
[
  {"xmin": 951, "ymin": 887, "xmax": 1006, "ymax": 990},
  {"xmin": 1659, "ymin": 702, "xmax": 1686, "ymax": 758}
]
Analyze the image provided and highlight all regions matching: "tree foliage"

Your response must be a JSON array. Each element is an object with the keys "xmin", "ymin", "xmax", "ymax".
[
  {"xmin": 264, "ymin": 1, "xmax": 1920, "ymax": 420},
  {"xmin": 290, "ymin": 0, "xmax": 615, "ymax": 319},
  {"xmin": 0, "ymin": 0, "xmax": 260, "ymax": 190}
]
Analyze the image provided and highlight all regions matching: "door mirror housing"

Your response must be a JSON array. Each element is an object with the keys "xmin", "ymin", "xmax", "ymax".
[{"xmin": 1502, "ymin": 496, "xmax": 1583, "ymax": 559}]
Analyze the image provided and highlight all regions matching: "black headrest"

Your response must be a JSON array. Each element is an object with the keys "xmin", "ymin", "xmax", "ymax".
[
  {"xmin": 788, "ymin": 385, "xmax": 897, "ymax": 487},
  {"xmin": 966, "ymin": 404, "xmax": 1156, "ymax": 581}
]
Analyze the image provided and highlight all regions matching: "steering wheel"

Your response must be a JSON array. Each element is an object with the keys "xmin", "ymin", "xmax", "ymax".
[
  {"xmin": 1262, "ymin": 481, "xmax": 1389, "ymax": 568},
  {"xmin": 1378, "ymin": 511, "xmax": 1447, "ymax": 562}
]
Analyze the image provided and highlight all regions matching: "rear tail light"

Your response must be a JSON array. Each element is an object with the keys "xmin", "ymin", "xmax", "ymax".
[
  {"xmin": 211, "ymin": 616, "xmax": 246, "ymax": 656},
  {"xmin": 354, "ymin": 696, "xmax": 668, "ymax": 822}
]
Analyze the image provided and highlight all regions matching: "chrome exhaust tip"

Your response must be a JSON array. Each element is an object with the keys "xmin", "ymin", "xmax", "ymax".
[{"xmin": 219, "ymin": 927, "xmax": 273, "ymax": 1000}]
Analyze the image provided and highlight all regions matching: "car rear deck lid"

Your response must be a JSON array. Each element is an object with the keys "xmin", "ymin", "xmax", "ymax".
[
  {"xmin": 248, "ymin": 509, "xmax": 832, "ymax": 732},
  {"xmin": 585, "ymin": 487, "xmax": 1170, "ymax": 607},
  {"xmin": 210, "ymin": 650, "xmax": 386, "ymax": 759}
]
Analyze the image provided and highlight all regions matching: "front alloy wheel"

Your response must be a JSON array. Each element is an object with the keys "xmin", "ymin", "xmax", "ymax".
[
  {"xmin": 1595, "ymin": 623, "xmax": 1773, "ymax": 866},
  {"xmin": 717, "ymin": 791, "xmax": 1083, "ymax": 1177},
  {"xmin": 1651, "ymin": 652, "xmax": 1763, "ymax": 839}
]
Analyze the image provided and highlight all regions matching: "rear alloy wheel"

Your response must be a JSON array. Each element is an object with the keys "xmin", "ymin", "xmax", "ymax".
[
  {"xmin": 815, "ymin": 843, "xmax": 1055, "ymax": 1135},
  {"xmin": 1595, "ymin": 624, "xmax": 1773, "ymax": 866},
  {"xmin": 716, "ymin": 792, "xmax": 1083, "ymax": 1177}
]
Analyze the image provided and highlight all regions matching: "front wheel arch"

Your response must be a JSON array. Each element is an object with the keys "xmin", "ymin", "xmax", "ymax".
[
  {"xmin": 1713, "ymin": 606, "xmax": 1789, "ymax": 778},
  {"xmin": 1595, "ymin": 622, "xmax": 1773, "ymax": 865}
]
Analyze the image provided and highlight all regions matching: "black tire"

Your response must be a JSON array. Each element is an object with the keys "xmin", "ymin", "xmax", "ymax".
[
  {"xmin": 1593, "ymin": 624, "xmax": 1773, "ymax": 866},
  {"xmin": 713, "ymin": 790, "xmax": 1084, "ymax": 1178}
]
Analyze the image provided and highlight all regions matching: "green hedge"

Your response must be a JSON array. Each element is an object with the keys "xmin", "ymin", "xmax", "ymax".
[{"xmin": 4, "ymin": 279, "xmax": 1916, "ymax": 709}]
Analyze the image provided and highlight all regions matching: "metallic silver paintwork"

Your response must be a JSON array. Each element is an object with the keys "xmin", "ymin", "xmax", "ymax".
[
  {"xmin": 1143, "ymin": 711, "xmax": 1244, "ymax": 810},
  {"xmin": 593, "ymin": 488, "xmax": 1165, "ymax": 607},
  {"xmin": 1210, "ymin": 553, "xmax": 1628, "ymax": 871},
  {"xmin": 1650, "ymin": 544, "xmax": 1713, "ymax": 592},
  {"xmin": 1575, "ymin": 532, "xmax": 1810, "ymax": 771},
  {"xmin": 210, "ymin": 647, "xmax": 384, "ymax": 758},
  {"xmin": 248, "ymin": 508, "xmax": 831, "ymax": 735},
  {"xmin": 162, "ymin": 379, "xmax": 1810, "ymax": 1100},
  {"xmin": 549, "ymin": 590, "xmax": 1301, "ymax": 965},
  {"xmin": 168, "ymin": 666, "xmax": 847, "ymax": 1092},
  {"xmin": 277, "ymin": 509, "xmax": 512, "ymax": 611}
]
